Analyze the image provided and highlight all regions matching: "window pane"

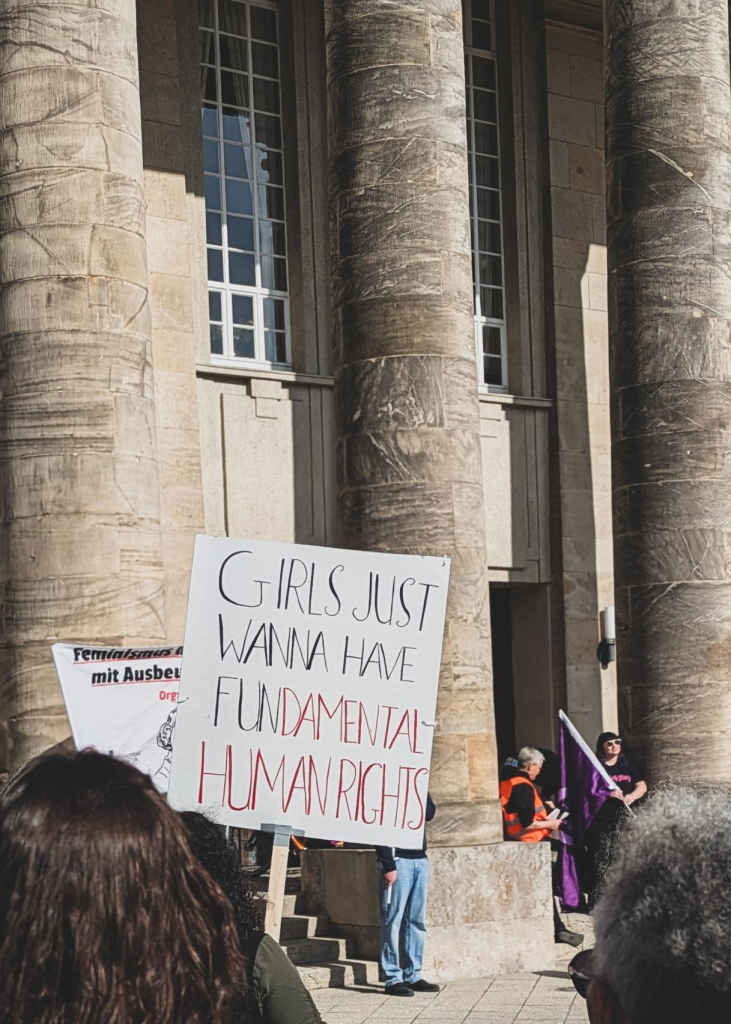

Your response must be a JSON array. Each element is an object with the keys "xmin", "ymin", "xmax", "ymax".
[
  {"xmin": 479, "ymin": 254, "xmax": 503, "ymax": 286},
  {"xmin": 473, "ymin": 88, "xmax": 497, "ymax": 123},
  {"xmin": 253, "ymin": 77, "xmax": 280, "ymax": 114},
  {"xmin": 474, "ymin": 122, "xmax": 498, "ymax": 156},
  {"xmin": 259, "ymin": 219, "xmax": 286, "ymax": 256},
  {"xmin": 202, "ymin": 103, "xmax": 218, "ymax": 137},
  {"xmin": 475, "ymin": 155, "xmax": 499, "ymax": 188},
  {"xmin": 219, "ymin": 33, "xmax": 248, "ymax": 72},
  {"xmin": 209, "ymin": 291, "xmax": 223, "ymax": 321},
  {"xmin": 228, "ymin": 215, "xmax": 255, "ymax": 251},
  {"xmin": 222, "ymin": 107, "xmax": 252, "ymax": 143},
  {"xmin": 480, "ymin": 286, "xmax": 503, "ymax": 319},
  {"xmin": 258, "ymin": 184, "xmax": 285, "ymax": 220},
  {"xmin": 224, "ymin": 143, "xmax": 252, "ymax": 179},
  {"xmin": 233, "ymin": 327, "xmax": 256, "ymax": 358},
  {"xmin": 229, "ymin": 251, "xmax": 256, "ymax": 285},
  {"xmin": 476, "ymin": 187, "xmax": 500, "ymax": 221},
  {"xmin": 250, "ymin": 6, "xmax": 277, "ymax": 42},
  {"xmin": 204, "ymin": 138, "xmax": 220, "ymax": 173},
  {"xmin": 478, "ymin": 219, "xmax": 501, "ymax": 253},
  {"xmin": 472, "ymin": 19, "xmax": 492, "ymax": 50},
  {"xmin": 252, "ymin": 41, "xmax": 279, "ymax": 78},
  {"xmin": 263, "ymin": 297, "xmax": 286, "ymax": 331},
  {"xmin": 206, "ymin": 211, "xmax": 222, "ymax": 246},
  {"xmin": 219, "ymin": 0, "xmax": 247, "ymax": 36},
  {"xmin": 484, "ymin": 356, "xmax": 503, "ymax": 387},
  {"xmin": 472, "ymin": 0, "xmax": 492, "ymax": 18},
  {"xmin": 232, "ymin": 294, "xmax": 254, "ymax": 325},
  {"xmin": 208, "ymin": 248, "xmax": 224, "ymax": 281},
  {"xmin": 221, "ymin": 70, "xmax": 248, "ymax": 108},
  {"xmin": 201, "ymin": 66, "xmax": 217, "ymax": 103},
  {"xmin": 210, "ymin": 324, "xmax": 224, "ymax": 355},
  {"xmin": 200, "ymin": 29, "xmax": 215, "ymax": 65},
  {"xmin": 256, "ymin": 148, "xmax": 283, "ymax": 184},
  {"xmin": 260, "ymin": 255, "xmax": 287, "ymax": 291},
  {"xmin": 204, "ymin": 174, "xmax": 221, "ymax": 210},
  {"xmin": 265, "ymin": 330, "xmax": 287, "ymax": 363},
  {"xmin": 482, "ymin": 325, "xmax": 502, "ymax": 357},
  {"xmin": 199, "ymin": 0, "xmax": 213, "ymax": 28},
  {"xmin": 225, "ymin": 178, "xmax": 253, "ymax": 214},
  {"xmin": 255, "ymin": 112, "xmax": 282, "ymax": 149},
  {"xmin": 475, "ymin": 218, "xmax": 497, "ymax": 251},
  {"xmin": 472, "ymin": 56, "xmax": 496, "ymax": 90}
]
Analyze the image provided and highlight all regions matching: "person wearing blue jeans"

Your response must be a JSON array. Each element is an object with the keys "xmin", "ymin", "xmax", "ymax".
[{"xmin": 375, "ymin": 793, "xmax": 440, "ymax": 997}]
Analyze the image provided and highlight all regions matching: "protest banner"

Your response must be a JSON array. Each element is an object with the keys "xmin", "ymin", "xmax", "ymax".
[
  {"xmin": 51, "ymin": 643, "xmax": 183, "ymax": 792},
  {"xmin": 168, "ymin": 536, "xmax": 451, "ymax": 848}
]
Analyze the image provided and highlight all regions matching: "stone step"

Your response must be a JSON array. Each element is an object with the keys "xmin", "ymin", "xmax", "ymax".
[
  {"xmin": 283, "ymin": 934, "xmax": 352, "ymax": 966},
  {"xmin": 280, "ymin": 913, "xmax": 330, "ymax": 941},
  {"xmin": 252, "ymin": 891, "xmax": 307, "ymax": 917},
  {"xmin": 297, "ymin": 958, "xmax": 381, "ymax": 991}
]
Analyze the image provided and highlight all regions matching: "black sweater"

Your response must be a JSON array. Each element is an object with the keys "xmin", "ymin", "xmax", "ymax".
[{"xmin": 374, "ymin": 794, "xmax": 436, "ymax": 873}]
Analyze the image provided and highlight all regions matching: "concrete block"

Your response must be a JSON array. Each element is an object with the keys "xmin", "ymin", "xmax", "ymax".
[
  {"xmin": 548, "ymin": 94, "xmax": 597, "ymax": 148},
  {"xmin": 151, "ymin": 328, "xmax": 197, "ymax": 373},
  {"xmin": 553, "ymin": 237, "xmax": 607, "ymax": 275},
  {"xmin": 150, "ymin": 272, "xmax": 194, "ymax": 332},
  {"xmin": 547, "ymin": 48, "xmax": 570, "ymax": 96},
  {"xmin": 545, "ymin": 23, "xmax": 603, "ymax": 61},
  {"xmin": 550, "ymin": 139, "xmax": 570, "ymax": 188},
  {"xmin": 595, "ymin": 103, "xmax": 605, "ymax": 149},
  {"xmin": 569, "ymin": 54, "xmax": 603, "ymax": 104},
  {"xmin": 553, "ymin": 267, "xmax": 589, "ymax": 309},
  {"xmin": 140, "ymin": 70, "xmax": 182, "ymax": 127},
  {"xmin": 588, "ymin": 272, "xmax": 607, "ymax": 311},
  {"xmin": 592, "ymin": 194, "xmax": 607, "ymax": 243},
  {"xmin": 146, "ymin": 215, "xmax": 190, "ymax": 278},
  {"xmin": 551, "ymin": 188, "xmax": 594, "ymax": 241},
  {"xmin": 144, "ymin": 169, "xmax": 188, "ymax": 221},
  {"xmin": 250, "ymin": 377, "xmax": 285, "ymax": 400},
  {"xmin": 141, "ymin": 120, "xmax": 183, "ymax": 172},
  {"xmin": 568, "ymin": 144, "xmax": 605, "ymax": 195}
]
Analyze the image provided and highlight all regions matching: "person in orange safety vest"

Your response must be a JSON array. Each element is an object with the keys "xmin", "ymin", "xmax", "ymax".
[
  {"xmin": 500, "ymin": 746, "xmax": 584, "ymax": 948},
  {"xmin": 500, "ymin": 746, "xmax": 561, "ymax": 843}
]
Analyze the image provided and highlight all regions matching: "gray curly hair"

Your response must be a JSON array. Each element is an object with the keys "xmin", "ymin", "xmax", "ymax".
[{"xmin": 592, "ymin": 787, "xmax": 731, "ymax": 1023}]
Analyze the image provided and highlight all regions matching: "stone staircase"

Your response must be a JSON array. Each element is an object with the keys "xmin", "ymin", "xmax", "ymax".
[{"xmin": 251, "ymin": 870, "xmax": 380, "ymax": 991}]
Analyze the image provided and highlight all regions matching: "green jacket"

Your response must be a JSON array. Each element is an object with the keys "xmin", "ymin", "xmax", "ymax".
[{"xmin": 242, "ymin": 932, "xmax": 325, "ymax": 1024}]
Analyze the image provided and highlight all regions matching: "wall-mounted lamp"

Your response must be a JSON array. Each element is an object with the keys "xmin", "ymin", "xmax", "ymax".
[{"xmin": 597, "ymin": 606, "xmax": 616, "ymax": 670}]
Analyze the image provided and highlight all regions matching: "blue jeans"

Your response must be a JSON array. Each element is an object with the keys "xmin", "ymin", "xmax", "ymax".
[{"xmin": 379, "ymin": 857, "xmax": 430, "ymax": 987}]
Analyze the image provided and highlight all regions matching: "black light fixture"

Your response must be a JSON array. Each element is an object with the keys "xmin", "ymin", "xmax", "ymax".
[{"xmin": 597, "ymin": 606, "xmax": 616, "ymax": 670}]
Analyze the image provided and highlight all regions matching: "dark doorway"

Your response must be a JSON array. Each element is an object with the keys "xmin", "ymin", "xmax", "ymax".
[{"xmin": 490, "ymin": 586, "xmax": 516, "ymax": 763}]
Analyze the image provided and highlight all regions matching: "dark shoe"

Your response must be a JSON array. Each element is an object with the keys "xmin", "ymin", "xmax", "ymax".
[
  {"xmin": 408, "ymin": 979, "xmax": 441, "ymax": 993},
  {"xmin": 555, "ymin": 929, "xmax": 584, "ymax": 947},
  {"xmin": 385, "ymin": 983, "xmax": 414, "ymax": 997}
]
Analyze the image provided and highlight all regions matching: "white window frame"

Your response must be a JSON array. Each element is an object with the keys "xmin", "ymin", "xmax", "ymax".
[
  {"xmin": 464, "ymin": 0, "xmax": 508, "ymax": 392},
  {"xmin": 200, "ymin": 0, "xmax": 292, "ymax": 370}
]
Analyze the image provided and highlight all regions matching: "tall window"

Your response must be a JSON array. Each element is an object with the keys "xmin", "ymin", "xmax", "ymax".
[
  {"xmin": 464, "ymin": 0, "xmax": 507, "ymax": 390},
  {"xmin": 199, "ymin": 0, "xmax": 290, "ymax": 366}
]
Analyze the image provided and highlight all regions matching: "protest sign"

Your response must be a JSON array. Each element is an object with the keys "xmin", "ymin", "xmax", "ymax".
[
  {"xmin": 51, "ymin": 643, "xmax": 183, "ymax": 792},
  {"xmin": 168, "ymin": 536, "xmax": 450, "ymax": 848}
]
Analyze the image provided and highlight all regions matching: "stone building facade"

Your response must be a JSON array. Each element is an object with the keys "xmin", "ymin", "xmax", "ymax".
[{"xmin": 0, "ymin": 0, "xmax": 655, "ymax": 980}]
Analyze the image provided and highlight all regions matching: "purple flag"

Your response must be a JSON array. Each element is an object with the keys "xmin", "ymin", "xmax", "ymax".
[{"xmin": 556, "ymin": 710, "xmax": 616, "ymax": 911}]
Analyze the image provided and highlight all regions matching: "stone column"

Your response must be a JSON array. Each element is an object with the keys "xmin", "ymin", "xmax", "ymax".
[
  {"xmin": 0, "ymin": 0, "xmax": 166, "ymax": 766},
  {"xmin": 606, "ymin": 0, "xmax": 731, "ymax": 779},
  {"xmin": 327, "ymin": 0, "xmax": 500, "ymax": 845}
]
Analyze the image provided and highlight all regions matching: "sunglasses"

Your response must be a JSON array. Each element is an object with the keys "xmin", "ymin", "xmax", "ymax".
[
  {"xmin": 568, "ymin": 949, "xmax": 594, "ymax": 999},
  {"xmin": 605, "ymin": 738, "xmax": 622, "ymax": 745}
]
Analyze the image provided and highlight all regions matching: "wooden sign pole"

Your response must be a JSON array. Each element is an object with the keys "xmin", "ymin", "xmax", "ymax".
[{"xmin": 262, "ymin": 823, "xmax": 304, "ymax": 942}]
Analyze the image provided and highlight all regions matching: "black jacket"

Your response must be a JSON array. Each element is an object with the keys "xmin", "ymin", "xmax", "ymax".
[{"xmin": 374, "ymin": 793, "xmax": 436, "ymax": 873}]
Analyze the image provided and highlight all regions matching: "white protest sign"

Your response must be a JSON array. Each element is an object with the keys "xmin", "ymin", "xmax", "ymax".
[
  {"xmin": 168, "ymin": 536, "xmax": 450, "ymax": 847},
  {"xmin": 51, "ymin": 643, "xmax": 183, "ymax": 792}
]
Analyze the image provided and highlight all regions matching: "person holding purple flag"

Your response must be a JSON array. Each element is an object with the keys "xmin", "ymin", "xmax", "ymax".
[{"xmin": 556, "ymin": 711, "xmax": 618, "ymax": 913}]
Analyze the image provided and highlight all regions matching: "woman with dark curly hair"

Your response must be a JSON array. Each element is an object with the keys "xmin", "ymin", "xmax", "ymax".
[
  {"xmin": 182, "ymin": 812, "xmax": 324, "ymax": 1024},
  {"xmin": 0, "ymin": 751, "xmax": 247, "ymax": 1024}
]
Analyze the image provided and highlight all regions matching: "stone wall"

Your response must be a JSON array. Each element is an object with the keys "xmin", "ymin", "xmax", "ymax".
[
  {"xmin": 138, "ymin": 0, "xmax": 206, "ymax": 641},
  {"xmin": 546, "ymin": 21, "xmax": 617, "ymax": 739}
]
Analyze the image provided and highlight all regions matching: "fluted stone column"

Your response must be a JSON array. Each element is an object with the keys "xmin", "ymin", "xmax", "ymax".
[
  {"xmin": 327, "ymin": 0, "xmax": 501, "ymax": 846},
  {"xmin": 0, "ymin": 0, "xmax": 166, "ymax": 766},
  {"xmin": 606, "ymin": 0, "xmax": 731, "ymax": 778}
]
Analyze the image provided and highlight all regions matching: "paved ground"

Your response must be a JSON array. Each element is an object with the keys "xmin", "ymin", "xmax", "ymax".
[{"xmin": 311, "ymin": 915, "xmax": 592, "ymax": 1024}]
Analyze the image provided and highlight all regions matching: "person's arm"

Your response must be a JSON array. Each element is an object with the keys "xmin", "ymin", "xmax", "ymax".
[
  {"xmin": 375, "ymin": 845, "xmax": 397, "ymax": 886},
  {"xmin": 425, "ymin": 792, "xmax": 436, "ymax": 822},
  {"xmin": 623, "ymin": 764, "xmax": 647, "ymax": 807},
  {"xmin": 511, "ymin": 785, "xmax": 561, "ymax": 834},
  {"xmin": 252, "ymin": 934, "xmax": 325, "ymax": 1024}
]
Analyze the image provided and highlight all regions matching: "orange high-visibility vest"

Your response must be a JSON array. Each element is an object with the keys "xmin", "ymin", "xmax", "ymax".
[{"xmin": 500, "ymin": 775, "xmax": 552, "ymax": 842}]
